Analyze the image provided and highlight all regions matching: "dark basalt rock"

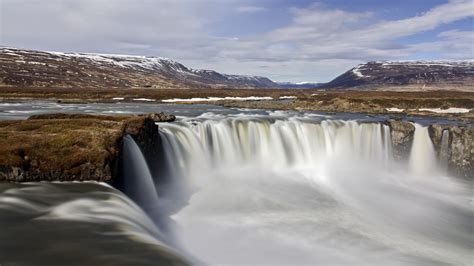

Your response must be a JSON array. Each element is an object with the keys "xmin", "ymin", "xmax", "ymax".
[
  {"xmin": 429, "ymin": 123, "xmax": 473, "ymax": 177},
  {"xmin": 142, "ymin": 112, "xmax": 176, "ymax": 122},
  {"xmin": 387, "ymin": 119, "xmax": 416, "ymax": 160},
  {"xmin": 0, "ymin": 164, "xmax": 112, "ymax": 182},
  {"xmin": 387, "ymin": 119, "xmax": 473, "ymax": 177}
]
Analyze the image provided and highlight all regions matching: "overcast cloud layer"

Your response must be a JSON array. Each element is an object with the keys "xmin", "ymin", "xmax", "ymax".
[{"xmin": 1, "ymin": 0, "xmax": 473, "ymax": 82}]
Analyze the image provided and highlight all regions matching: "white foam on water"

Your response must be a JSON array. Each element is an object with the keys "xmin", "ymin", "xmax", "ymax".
[
  {"xmin": 157, "ymin": 116, "xmax": 472, "ymax": 265},
  {"xmin": 162, "ymin": 96, "xmax": 273, "ymax": 103}
]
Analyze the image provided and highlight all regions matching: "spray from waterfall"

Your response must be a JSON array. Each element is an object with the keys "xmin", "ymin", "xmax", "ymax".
[{"xmin": 154, "ymin": 115, "xmax": 471, "ymax": 266}]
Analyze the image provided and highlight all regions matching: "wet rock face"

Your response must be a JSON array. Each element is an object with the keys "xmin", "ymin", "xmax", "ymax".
[
  {"xmin": 388, "ymin": 120, "xmax": 416, "ymax": 160},
  {"xmin": 388, "ymin": 120, "xmax": 473, "ymax": 177},
  {"xmin": 429, "ymin": 124, "xmax": 473, "ymax": 177},
  {"xmin": 112, "ymin": 114, "xmax": 177, "ymax": 197},
  {"xmin": 0, "ymin": 164, "xmax": 112, "ymax": 182}
]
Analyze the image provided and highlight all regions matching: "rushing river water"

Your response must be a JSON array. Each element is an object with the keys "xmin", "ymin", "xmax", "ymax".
[{"xmin": 0, "ymin": 102, "xmax": 472, "ymax": 266}]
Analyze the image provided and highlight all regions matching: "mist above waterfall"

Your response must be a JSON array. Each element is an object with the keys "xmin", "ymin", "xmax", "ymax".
[{"xmin": 152, "ymin": 113, "xmax": 473, "ymax": 265}]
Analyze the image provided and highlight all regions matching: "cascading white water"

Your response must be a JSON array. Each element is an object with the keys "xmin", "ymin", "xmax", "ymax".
[
  {"xmin": 159, "ymin": 119, "xmax": 393, "ymax": 184},
  {"xmin": 121, "ymin": 134, "xmax": 190, "ymax": 252},
  {"xmin": 0, "ymin": 182, "xmax": 188, "ymax": 265},
  {"xmin": 121, "ymin": 135, "xmax": 160, "ymax": 214},
  {"xmin": 155, "ymin": 115, "xmax": 472, "ymax": 266},
  {"xmin": 409, "ymin": 124, "xmax": 438, "ymax": 176}
]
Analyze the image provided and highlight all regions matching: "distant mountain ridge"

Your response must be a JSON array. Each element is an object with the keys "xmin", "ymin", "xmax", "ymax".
[
  {"xmin": 321, "ymin": 60, "xmax": 474, "ymax": 90},
  {"xmin": 1, "ymin": 47, "xmax": 472, "ymax": 91},
  {"xmin": 0, "ymin": 47, "xmax": 291, "ymax": 89}
]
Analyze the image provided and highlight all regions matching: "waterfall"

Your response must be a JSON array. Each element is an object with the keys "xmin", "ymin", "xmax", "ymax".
[
  {"xmin": 121, "ymin": 135, "xmax": 160, "ymax": 217},
  {"xmin": 154, "ymin": 116, "xmax": 472, "ymax": 265},
  {"xmin": 158, "ymin": 118, "xmax": 394, "ymax": 185},
  {"xmin": 120, "ymin": 134, "xmax": 193, "ymax": 252},
  {"xmin": 409, "ymin": 124, "xmax": 438, "ymax": 175}
]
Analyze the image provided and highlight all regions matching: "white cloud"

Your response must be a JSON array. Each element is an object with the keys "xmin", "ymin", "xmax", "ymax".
[
  {"xmin": 207, "ymin": 0, "xmax": 473, "ymax": 70},
  {"xmin": 406, "ymin": 30, "xmax": 474, "ymax": 59},
  {"xmin": 236, "ymin": 6, "xmax": 266, "ymax": 13},
  {"xmin": 350, "ymin": 0, "xmax": 474, "ymax": 43},
  {"xmin": 236, "ymin": 0, "xmax": 474, "ymax": 61}
]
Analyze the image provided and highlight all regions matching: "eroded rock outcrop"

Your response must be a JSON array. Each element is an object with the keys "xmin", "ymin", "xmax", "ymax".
[
  {"xmin": 0, "ymin": 113, "xmax": 174, "ymax": 182},
  {"xmin": 144, "ymin": 112, "xmax": 176, "ymax": 122},
  {"xmin": 429, "ymin": 123, "xmax": 473, "ymax": 177},
  {"xmin": 387, "ymin": 120, "xmax": 416, "ymax": 160},
  {"xmin": 387, "ymin": 119, "xmax": 473, "ymax": 177}
]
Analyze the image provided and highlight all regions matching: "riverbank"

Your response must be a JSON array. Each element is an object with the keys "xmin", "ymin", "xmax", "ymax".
[{"xmin": 1, "ymin": 87, "xmax": 473, "ymax": 120}]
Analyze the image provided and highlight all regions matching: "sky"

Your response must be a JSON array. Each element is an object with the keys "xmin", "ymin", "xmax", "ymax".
[{"xmin": 0, "ymin": 0, "xmax": 473, "ymax": 82}]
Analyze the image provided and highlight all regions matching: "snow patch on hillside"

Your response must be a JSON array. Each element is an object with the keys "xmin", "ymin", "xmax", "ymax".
[
  {"xmin": 418, "ymin": 108, "xmax": 470, "ymax": 113},
  {"xmin": 132, "ymin": 98, "xmax": 156, "ymax": 102},
  {"xmin": 386, "ymin": 108, "xmax": 405, "ymax": 112},
  {"xmin": 376, "ymin": 60, "xmax": 474, "ymax": 67},
  {"xmin": 351, "ymin": 65, "xmax": 366, "ymax": 78}
]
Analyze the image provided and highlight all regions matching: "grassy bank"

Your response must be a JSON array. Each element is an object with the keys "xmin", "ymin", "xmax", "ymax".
[{"xmin": 0, "ymin": 113, "xmax": 164, "ymax": 182}]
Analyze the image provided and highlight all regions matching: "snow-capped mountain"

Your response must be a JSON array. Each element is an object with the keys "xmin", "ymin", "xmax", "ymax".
[
  {"xmin": 2, "ymin": 48, "xmax": 472, "ymax": 91},
  {"xmin": 0, "ymin": 47, "xmax": 282, "ymax": 89},
  {"xmin": 322, "ymin": 61, "xmax": 474, "ymax": 89}
]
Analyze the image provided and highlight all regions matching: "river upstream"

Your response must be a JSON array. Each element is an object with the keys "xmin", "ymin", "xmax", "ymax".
[{"xmin": 0, "ymin": 102, "xmax": 472, "ymax": 266}]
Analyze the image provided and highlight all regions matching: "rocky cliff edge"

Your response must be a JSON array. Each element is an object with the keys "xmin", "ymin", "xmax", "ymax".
[{"xmin": 0, "ymin": 113, "xmax": 175, "ymax": 182}]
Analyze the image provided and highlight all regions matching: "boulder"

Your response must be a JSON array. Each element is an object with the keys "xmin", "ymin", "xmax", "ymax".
[
  {"xmin": 387, "ymin": 120, "xmax": 415, "ymax": 160},
  {"xmin": 143, "ymin": 112, "xmax": 176, "ymax": 122}
]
